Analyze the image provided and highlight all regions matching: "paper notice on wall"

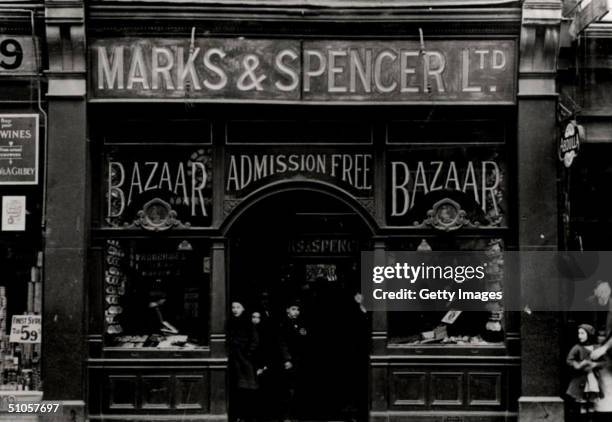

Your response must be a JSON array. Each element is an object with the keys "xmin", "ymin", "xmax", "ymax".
[{"xmin": 2, "ymin": 196, "xmax": 25, "ymax": 231}]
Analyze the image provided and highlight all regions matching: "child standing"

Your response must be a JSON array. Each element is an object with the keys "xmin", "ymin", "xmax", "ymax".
[
  {"xmin": 228, "ymin": 301, "xmax": 259, "ymax": 422},
  {"xmin": 279, "ymin": 301, "xmax": 308, "ymax": 422},
  {"xmin": 567, "ymin": 324, "xmax": 604, "ymax": 420}
]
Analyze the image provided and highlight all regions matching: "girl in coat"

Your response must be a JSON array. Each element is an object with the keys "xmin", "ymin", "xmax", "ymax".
[{"xmin": 567, "ymin": 324, "xmax": 604, "ymax": 420}]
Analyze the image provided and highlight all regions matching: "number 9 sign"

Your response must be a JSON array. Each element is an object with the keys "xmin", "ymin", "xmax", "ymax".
[{"xmin": 0, "ymin": 37, "xmax": 37, "ymax": 73}]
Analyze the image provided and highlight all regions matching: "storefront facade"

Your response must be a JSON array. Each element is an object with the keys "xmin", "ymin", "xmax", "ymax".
[
  {"xmin": 0, "ymin": 4, "xmax": 46, "ymax": 418},
  {"xmin": 17, "ymin": 0, "xmax": 570, "ymax": 421},
  {"xmin": 558, "ymin": 7, "xmax": 612, "ymax": 420}
]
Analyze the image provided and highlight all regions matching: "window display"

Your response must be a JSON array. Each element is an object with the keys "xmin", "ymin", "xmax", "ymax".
[
  {"xmin": 0, "ymin": 245, "xmax": 42, "ymax": 391},
  {"xmin": 104, "ymin": 239, "xmax": 210, "ymax": 349},
  {"xmin": 387, "ymin": 237, "xmax": 505, "ymax": 346}
]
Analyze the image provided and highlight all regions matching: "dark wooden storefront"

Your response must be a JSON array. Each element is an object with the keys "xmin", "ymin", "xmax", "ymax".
[
  {"xmin": 72, "ymin": 1, "xmax": 566, "ymax": 421},
  {"xmin": 86, "ymin": 100, "xmax": 519, "ymax": 421}
]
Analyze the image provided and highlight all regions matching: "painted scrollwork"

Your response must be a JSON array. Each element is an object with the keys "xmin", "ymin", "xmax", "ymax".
[
  {"xmin": 124, "ymin": 198, "xmax": 190, "ymax": 231},
  {"xmin": 413, "ymin": 198, "xmax": 479, "ymax": 232}
]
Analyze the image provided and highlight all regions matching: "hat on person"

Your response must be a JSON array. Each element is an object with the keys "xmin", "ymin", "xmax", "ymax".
[{"xmin": 579, "ymin": 323, "xmax": 596, "ymax": 337}]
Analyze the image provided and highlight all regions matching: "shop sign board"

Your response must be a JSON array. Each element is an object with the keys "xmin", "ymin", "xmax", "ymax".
[
  {"xmin": 1, "ymin": 196, "xmax": 26, "ymax": 232},
  {"xmin": 0, "ymin": 114, "xmax": 39, "ymax": 185},
  {"xmin": 559, "ymin": 121, "xmax": 583, "ymax": 168},
  {"xmin": 0, "ymin": 37, "xmax": 38, "ymax": 74},
  {"xmin": 386, "ymin": 147, "xmax": 507, "ymax": 228},
  {"xmin": 9, "ymin": 314, "xmax": 41, "ymax": 343},
  {"xmin": 91, "ymin": 38, "xmax": 516, "ymax": 103},
  {"xmin": 104, "ymin": 146, "xmax": 212, "ymax": 228},
  {"xmin": 225, "ymin": 147, "xmax": 373, "ymax": 198},
  {"xmin": 289, "ymin": 238, "xmax": 357, "ymax": 256}
]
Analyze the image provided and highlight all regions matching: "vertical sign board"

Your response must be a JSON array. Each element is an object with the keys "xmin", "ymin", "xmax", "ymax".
[{"xmin": 0, "ymin": 114, "xmax": 39, "ymax": 185}]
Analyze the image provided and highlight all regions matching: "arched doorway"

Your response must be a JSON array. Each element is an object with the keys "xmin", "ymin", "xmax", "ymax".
[{"xmin": 226, "ymin": 187, "xmax": 372, "ymax": 422}]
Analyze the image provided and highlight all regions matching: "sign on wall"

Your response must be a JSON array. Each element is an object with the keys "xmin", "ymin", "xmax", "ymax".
[
  {"xmin": 225, "ymin": 147, "xmax": 374, "ymax": 198},
  {"xmin": 91, "ymin": 38, "xmax": 516, "ymax": 103},
  {"xmin": 289, "ymin": 238, "xmax": 357, "ymax": 256},
  {"xmin": 0, "ymin": 114, "xmax": 39, "ymax": 185},
  {"xmin": 387, "ymin": 147, "xmax": 507, "ymax": 228},
  {"xmin": 0, "ymin": 37, "xmax": 39, "ymax": 74},
  {"xmin": 1, "ymin": 196, "xmax": 26, "ymax": 231},
  {"xmin": 104, "ymin": 146, "xmax": 212, "ymax": 228}
]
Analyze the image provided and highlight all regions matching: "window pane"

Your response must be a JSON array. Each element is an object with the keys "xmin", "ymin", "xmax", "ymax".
[
  {"xmin": 387, "ymin": 237, "xmax": 505, "ymax": 346},
  {"xmin": 104, "ymin": 239, "xmax": 210, "ymax": 349},
  {"xmin": 0, "ymin": 243, "xmax": 43, "ymax": 391}
]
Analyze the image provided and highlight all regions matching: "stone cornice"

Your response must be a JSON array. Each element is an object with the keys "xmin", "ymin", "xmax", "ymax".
[
  {"xmin": 583, "ymin": 22, "xmax": 612, "ymax": 38},
  {"xmin": 89, "ymin": 0, "xmax": 521, "ymax": 8},
  {"xmin": 44, "ymin": 0, "xmax": 86, "ymax": 97},
  {"xmin": 519, "ymin": 0, "xmax": 561, "ymax": 96},
  {"xmin": 86, "ymin": 4, "xmax": 522, "ymax": 20},
  {"xmin": 45, "ymin": 4, "xmax": 84, "ymax": 24},
  {"xmin": 522, "ymin": 0, "xmax": 563, "ymax": 25}
]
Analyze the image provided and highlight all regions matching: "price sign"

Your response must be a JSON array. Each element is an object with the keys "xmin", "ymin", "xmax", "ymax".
[
  {"xmin": 9, "ymin": 314, "xmax": 41, "ymax": 343},
  {"xmin": 0, "ymin": 37, "xmax": 38, "ymax": 74}
]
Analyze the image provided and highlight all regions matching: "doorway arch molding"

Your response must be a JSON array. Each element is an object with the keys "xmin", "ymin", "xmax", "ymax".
[{"xmin": 220, "ymin": 179, "xmax": 379, "ymax": 237}]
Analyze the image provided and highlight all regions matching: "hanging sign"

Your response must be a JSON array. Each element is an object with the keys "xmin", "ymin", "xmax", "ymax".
[
  {"xmin": 9, "ymin": 314, "xmax": 41, "ymax": 343},
  {"xmin": 0, "ymin": 114, "xmax": 39, "ymax": 185},
  {"xmin": 90, "ymin": 38, "xmax": 516, "ymax": 103},
  {"xmin": 559, "ymin": 121, "xmax": 583, "ymax": 168}
]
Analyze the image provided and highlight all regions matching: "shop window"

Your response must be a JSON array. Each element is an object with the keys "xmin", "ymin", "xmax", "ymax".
[
  {"xmin": 0, "ymin": 243, "xmax": 42, "ymax": 392},
  {"xmin": 387, "ymin": 237, "xmax": 505, "ymax": 346},
  {"xmin": 103, "ymin": 239, "xmax": 210, "ymax": 349}
]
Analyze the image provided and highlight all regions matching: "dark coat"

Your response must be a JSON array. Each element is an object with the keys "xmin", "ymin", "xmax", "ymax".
[
  {"xmin": 566, "ymin": 343, "xmax": 604, "ymax": 401},
  {"xmin": 279, "ymin": 315, "xmax": 308, "ymax": 369},
  {"xmin": 228, "ymin": 314, "xmax": 259, "ymax": 390},
  {"xmin": 253, "ymin": 317, "xmax": 278, "ymax": 371}
]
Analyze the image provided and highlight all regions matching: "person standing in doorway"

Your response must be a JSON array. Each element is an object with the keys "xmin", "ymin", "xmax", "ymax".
[
  {"xmin": 279, "ymin": 300, "xmax": 308, "ymax": 422},
  {"xmin": 251, "ymin": 309, "xmax": 277, "ymax": 421},
  {"xmin": 228, "ymin": 301, "xmax": 259, "ymax": 422}
]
